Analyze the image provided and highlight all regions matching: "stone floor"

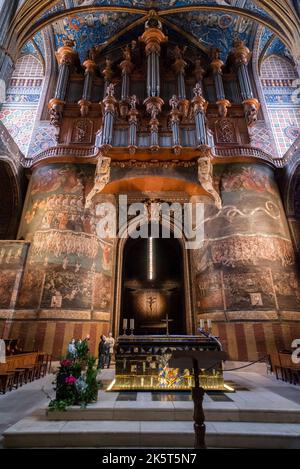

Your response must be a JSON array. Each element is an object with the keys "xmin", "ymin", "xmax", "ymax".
[{"xmin": 1, "ymin": 368, "xmax": 300, "ymax": 448}]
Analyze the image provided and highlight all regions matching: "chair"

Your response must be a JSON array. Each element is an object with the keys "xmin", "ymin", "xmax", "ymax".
[
  {"xmin": 0, "ymin": 362, "xmax": 15, "ymax": 394},
  {"xmin": 279, "ymin": 352, "xmax": 300, "ymax": 385},
  {"xmin": 269, "ymin": 352, "xmax": 283, "ymax": 380}
]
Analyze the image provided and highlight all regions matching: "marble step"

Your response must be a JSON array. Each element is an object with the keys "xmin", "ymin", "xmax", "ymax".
[
  {"xmin": 4, "ymin": 416, "xmax": 300, "ymax": 449},
  {"xmin": 46, "ymin": 403, "xmax": 300, "ymax": 424}
]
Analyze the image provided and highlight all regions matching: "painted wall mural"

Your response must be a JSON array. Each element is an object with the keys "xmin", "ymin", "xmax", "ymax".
[
  {"xmin": 193, "ymin": 163, "xmax": 300, "ymax": 315},
  {"xmin": 17, "ymin": 163, "xmax": 114, "ymax": 315},
  {"xmin": 0, "ymin": 242, "xmax": 29, "ymax": 310}
]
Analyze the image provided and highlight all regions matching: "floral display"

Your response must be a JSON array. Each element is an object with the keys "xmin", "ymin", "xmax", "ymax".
[{"xmin": 48, "ymin": 336, "xmax": 98, "ymax": 411}]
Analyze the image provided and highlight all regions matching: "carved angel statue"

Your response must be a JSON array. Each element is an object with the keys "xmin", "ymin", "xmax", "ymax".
[
  {"xmin": 106, "ymin": 82, "xmax": 115, "ymax": 97},
  {"xmin": 173, "ymin": 45, "xmax": 187, "ymax": 60},
  {"xmin": 129, "ymin": 94, "xmax": 138, "ymax": 110},
  {"xmin": 193, "ymin": 82, "xmax": 203, "ymax": 98},
  {"xmin": 169, "ymin": 95, "xmax": 180, "ymax": 110},
  {"xmin": 122, "ymin": 44, "xmax": 132, "ymax": 62},
  {"xmin": 197, "ymin": 156, "xmax": 222, "ymax": 209},
  {"xmin": 85, "ymin": 156, "xmax": 111, "ymax": 209}
]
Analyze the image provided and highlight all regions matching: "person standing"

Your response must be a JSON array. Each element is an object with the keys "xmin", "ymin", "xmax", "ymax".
[
  {"xmin": 106, "ymin": 332, "xmax": 115, "ymax": 369},
  {"xmin": 98, "ymin": 335, "xmax": 109, "ymax": 370}
]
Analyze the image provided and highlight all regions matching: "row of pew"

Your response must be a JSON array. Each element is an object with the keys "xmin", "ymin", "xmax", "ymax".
[
  {"xmin": 269, "ymin": 351, "xmax": 300, "ymax": 385},
  {"xmin": 0, "ymin": 352, "xmax": 52, "ymax": 394}
]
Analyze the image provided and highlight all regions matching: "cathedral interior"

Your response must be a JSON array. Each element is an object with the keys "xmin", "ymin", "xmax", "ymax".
[{"xmin": 0, "ymin": 0, "xmax": 300, "ymax": 366}]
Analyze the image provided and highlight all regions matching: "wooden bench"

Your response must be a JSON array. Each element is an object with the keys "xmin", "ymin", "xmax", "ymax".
[{"xmin": 0, "ymin": 352, "xmax": 52, "ymax": 393}]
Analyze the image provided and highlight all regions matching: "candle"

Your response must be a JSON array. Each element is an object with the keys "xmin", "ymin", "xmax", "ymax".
[
  {"xmin": 123, "ymin": 318, "xmax": 128, "ymax": 329},
  {"xmin": 207, "ymin": 319, "xmax": 212, "ymax": 328},
  {"xmin": 130, "ymin": 318, "xmax": 135, "ymax": 330},
  {"xmin": 200, "ymin": 319, "xmax": 204, "ymax": 329}
]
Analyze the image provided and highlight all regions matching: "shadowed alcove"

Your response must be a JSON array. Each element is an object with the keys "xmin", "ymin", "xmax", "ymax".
[{"xmin": 120, "ymin": 225, "xmax": 186, "ymax": 335}]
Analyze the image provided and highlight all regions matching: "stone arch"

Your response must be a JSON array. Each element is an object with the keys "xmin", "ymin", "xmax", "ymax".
[
  {"xmin": 113, "ymin": 212, "xmax": 194, "ymax": 338},
  {"xmin": 0, "ymin": 156, "xmax": 21, "ymax": 239},
  {"xmin": 260, "ymin": 54, "xmax": 298, "ymax": 80}
]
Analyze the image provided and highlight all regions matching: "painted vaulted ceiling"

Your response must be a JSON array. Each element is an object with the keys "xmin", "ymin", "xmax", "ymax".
[{"xmin": 7, "ymin": 0, "xmax": 300, "ymax": 68}]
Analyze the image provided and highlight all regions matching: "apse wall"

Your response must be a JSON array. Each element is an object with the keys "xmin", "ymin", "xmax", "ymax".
[
  {"xmin": 193, "ymin": 162, "xmax": 300, "ymax": 360},
  {"xmin": 0, "ymin": 163, "xmax": 115, "ymax": 358}
]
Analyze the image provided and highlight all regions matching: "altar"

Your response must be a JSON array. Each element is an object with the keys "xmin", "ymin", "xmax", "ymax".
[{"xmin": 111, "ymin": 335, "xmax": 226, "ymax": 391}]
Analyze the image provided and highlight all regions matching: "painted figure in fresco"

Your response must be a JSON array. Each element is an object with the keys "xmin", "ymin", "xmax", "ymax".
[
  {"xmin": 102, "ymin": 244, "xmax": 111, "ymax": 270},
  {"xmin": 31, "ymin": 166, "xmax": 83, "ymax": 195}
]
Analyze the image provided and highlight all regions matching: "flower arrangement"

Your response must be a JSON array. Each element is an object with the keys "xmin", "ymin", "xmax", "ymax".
[{"xmin": 48, "ymin": 336, "xmax": 99, "ymax": 412}]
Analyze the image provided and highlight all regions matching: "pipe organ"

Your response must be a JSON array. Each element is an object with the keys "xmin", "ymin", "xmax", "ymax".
[{"xmin": 48, "ymin": 13, "xmax": 259, "ymax": 152}]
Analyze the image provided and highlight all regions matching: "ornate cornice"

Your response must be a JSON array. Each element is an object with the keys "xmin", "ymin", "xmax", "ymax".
[{"xmin": 21, "ymin": 142, "xmax": 300, "ymax": 171}]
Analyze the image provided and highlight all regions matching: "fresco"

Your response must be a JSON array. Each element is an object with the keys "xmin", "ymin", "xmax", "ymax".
[
  {"xmin": 193, "ymin": 163, "xmax": 300, "ymax": 314},
  {"xmin": 93, "ymin": 272, "xmax": 113, "ymax": 311},
  {"xmin": 202, "ymin": 164, "xmax": 291, "ymax": 240},
  {"xmin": 273, "ymin": 271, "xmax": 300, "ymax": 310},
  {"xmin": 0, "ymin": 243, "xmax": 29, "ymax": 309},
  {"xmin": 16, "ymin": 269, "xmax": 44, "ymax": 309},
  {"xmin": 41, "ymin": 269, "xmax": 93, "ymax": 309},
  {"xmin": 195, "ymin": 270, "xmax": 223, "ymax": 311},
  {"xmin": 223, "ymin": 269, "xmax": 276, "ymax": 311},
  {"xmin": 20, "ymin": 164, "xmax": 95, "ymax": 241},
  {"xmin": 17, "ymin": 164, "xmax": 114, "ymax": 312}
]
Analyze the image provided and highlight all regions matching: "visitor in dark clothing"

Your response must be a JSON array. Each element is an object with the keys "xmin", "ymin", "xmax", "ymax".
[{"xmin": 98, "ymin": 335, "xmax": 109, "ymax": 369}]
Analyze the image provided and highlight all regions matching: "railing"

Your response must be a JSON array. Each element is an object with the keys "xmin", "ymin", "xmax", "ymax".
[
  {"xmin": 16, "ymin": 138, "xmax": 300, "ymax": 170},
  {"xmin": 213, "ymin": 145, "xmax": 276, "ymax": 164},
  {"xmin": 29, "ymin": 145, "xmax": 99, "ymax": 165}
]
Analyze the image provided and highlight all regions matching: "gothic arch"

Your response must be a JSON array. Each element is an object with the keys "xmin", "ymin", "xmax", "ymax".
[
  {"xmin": 113, "ymin": 214, "xmax": 194, "ymax": 338},
  {"xmin": 0, "ymin": 155, "xmax": 22, "ymax": 239}
]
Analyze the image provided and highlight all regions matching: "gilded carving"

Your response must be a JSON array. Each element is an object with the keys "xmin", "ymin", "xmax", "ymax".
[
  {"xmin": 198, "ymin": 156, "xmax": 222, "ymax": 209},
  {"xmin": 71, "ymin": 119, "xmax": 93, "ymax": 144}
]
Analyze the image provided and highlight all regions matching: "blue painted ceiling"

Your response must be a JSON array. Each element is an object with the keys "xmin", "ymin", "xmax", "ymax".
[{"xmin": 20, "ymin": 0, "xmax": 294, "ymax": 68}]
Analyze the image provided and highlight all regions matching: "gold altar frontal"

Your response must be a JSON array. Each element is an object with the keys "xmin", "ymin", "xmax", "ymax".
[{"xmin": 110, "ymin": 335, "xmax": 226, "ymax": 391}]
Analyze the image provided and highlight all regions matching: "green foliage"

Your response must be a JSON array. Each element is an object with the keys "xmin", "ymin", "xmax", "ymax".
[
  {"xmin": 75, "ymin": 339, "xmax": 89, "ymax": 362},
  {"xmin": 48, "ymin": 338, "xmax": 99, "ymax": 412},
  {"xmin": 48, "ymin": 398, "xmax": 74, "ymax": 412}
]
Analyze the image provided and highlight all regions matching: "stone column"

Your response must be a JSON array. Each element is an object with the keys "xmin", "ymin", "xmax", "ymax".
[
  {"xmin": 119, "ymin": 44, "xmax": 134, "ymax": 118},
  {"xmin": 210, "ymin": 49, "xmax": 231, "ymax": 118},
  {"xmin": 169, "ymin": 95, "xmax": 182, "ymax": 155},
  {"xmin": 78, "ymin": 59, "xmax": 97, "ymax": 117},
  {"xmin": 97, "ymin": 83, "xmax": 117, "ymax": 150},
  {"xmin": 139, "ymin": 14, "xmax": 167, "ymax": 97},
  {"xmin": 127, "ymin": 95, "xmax": 139, "ymax": 154},
  {"xmin": 48, "ymin": 38, "xmax": 78, "ymax": 137},
  {"xmin": 191, "ymin": 83, "xmax": 208, "ymax": 147},
  {"xmin": 231, "ymin": 39, "xmax": 260, "ymax": 126}
]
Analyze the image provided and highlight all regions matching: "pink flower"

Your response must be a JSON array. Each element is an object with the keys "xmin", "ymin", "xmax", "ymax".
[
  {"xmin": 65, "ymin": 375, "xmax": 77, "ymax": 385},
  {"xmin": 60, "ymin": 359, "xmax": 73, "ymax": 367},
  {"xmin": 86, "ymin": 335, "xmax": 90, "ymax": 340}
]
